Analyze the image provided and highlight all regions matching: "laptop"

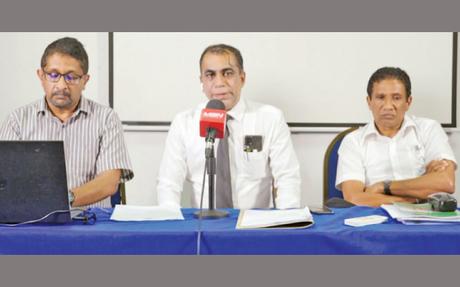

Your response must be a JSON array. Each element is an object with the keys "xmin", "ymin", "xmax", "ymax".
[{"xmin": 0, "ymin": 141, "xmax": 71, "ymax": 224}]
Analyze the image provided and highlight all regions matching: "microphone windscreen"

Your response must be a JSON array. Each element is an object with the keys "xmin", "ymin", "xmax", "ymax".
[
  {"xmin": 199, "ymin": 100, "xmax": 227, "ymax": 139},
  {"xmin": 206, "ymin": 99, "xmax": 225, "ymax": 110}
]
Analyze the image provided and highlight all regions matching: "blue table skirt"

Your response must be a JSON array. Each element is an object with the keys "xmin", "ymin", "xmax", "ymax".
[{"xmin": 1, "ymin": 206, "xmax": 460, "ymax": 255}]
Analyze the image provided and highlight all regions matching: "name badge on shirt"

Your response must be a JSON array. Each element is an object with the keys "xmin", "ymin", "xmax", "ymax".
[{"xmin": 244, "ymin": 135, "xmax": 263, "ymax": 152}]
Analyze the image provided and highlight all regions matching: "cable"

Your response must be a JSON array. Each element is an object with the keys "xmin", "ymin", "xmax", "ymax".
[
  {"xmin": 0, "ymin": 208, "xmax": 95, "ymax": 227},
  {"xmin": 0, "ymin": 209, "xmax": 76, "ymax": 227},
  {"xmin": 196, "ymin": 163, "xmax": 207, "ymax": 255}
]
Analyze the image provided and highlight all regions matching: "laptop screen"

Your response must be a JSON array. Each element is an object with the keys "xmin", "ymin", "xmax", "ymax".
[{"xmin": 0, "ymin": 141, "xmax": 71, "ymax": 223}]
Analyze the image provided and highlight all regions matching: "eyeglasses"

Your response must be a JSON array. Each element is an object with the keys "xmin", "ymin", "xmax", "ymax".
[{"xmin": 43, "ymin": 70, "xmax": 84, "ymax": 85}]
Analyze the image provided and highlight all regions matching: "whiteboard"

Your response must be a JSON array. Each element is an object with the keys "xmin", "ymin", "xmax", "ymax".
[
  {"xmin": 0, "ymin": 32, "xmax": 108, "ymax": 123},
  {"xmin": 113, "ymin": 32, "xmax": 456, "ymax": 127}
]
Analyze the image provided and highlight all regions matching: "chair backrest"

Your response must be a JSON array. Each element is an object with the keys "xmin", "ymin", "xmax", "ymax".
[
  {"xmin": 111, "ymin": 183, "xmax": 126, "ymax": 207},
  {"xmin": 323, "ymin": 127, "xmax": 358, "ymax": 203}
]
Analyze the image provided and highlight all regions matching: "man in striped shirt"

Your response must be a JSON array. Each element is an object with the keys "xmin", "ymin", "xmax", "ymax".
[{"xmin": 0, "ymin": 37, "xmax": 133, "ymax": 208}]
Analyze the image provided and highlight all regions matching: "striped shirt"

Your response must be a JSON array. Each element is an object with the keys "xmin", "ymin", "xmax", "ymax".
[{"xmin": 0, "ymin": 96, "xmax": 134, "ymax": 207}]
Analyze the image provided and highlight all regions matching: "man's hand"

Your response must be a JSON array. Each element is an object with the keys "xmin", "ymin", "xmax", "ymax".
[{"xmin": 425, "ymin": 160, "xmax": 449, "ymax": 173}]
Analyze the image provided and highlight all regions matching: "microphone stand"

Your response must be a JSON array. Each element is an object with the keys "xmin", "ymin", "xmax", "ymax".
[{"xmin": 194, "ymin": 131, "xmax": 229, "ymax": 219}]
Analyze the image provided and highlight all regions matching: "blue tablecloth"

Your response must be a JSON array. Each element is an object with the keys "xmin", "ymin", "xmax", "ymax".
[{"xmin": 1, "ymin": 206, "xmax": 460, "ymax": 254}]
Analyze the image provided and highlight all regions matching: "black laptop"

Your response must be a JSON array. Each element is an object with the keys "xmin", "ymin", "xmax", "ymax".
[{"xmin": 0, "ymin": 141, "xmax": 71, "ymax": 224}]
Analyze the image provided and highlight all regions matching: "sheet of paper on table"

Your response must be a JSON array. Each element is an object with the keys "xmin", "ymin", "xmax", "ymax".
[{"xmin": 110, "ymin": 205, "xmax": 184, "ymax": 221}]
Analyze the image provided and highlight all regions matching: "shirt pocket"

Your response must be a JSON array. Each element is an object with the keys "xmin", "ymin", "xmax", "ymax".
[
  {"xmin": 399, "ymin": 144, "xmax": 426, "ymax": 177},
  {"xmin": 238, "ymin": 151, "xmax": 268, "ymax": 179}
]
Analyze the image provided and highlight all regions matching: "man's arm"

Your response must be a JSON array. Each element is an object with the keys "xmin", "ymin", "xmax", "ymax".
[
  {"xmin": 337, "ymin": 130, "xmax": 420, "ymax": 207},
  {"xmin": 268, "ymin": 109, "xmax": 301, "ymax": 209},
  {"xmin": 86, "ymin": 110, "xmax": 133, "ymax": 207},
  {"xmin": 341, "ymin": 180, "xmax": 417, "ymax": 207},
  {"xmin": 71, "ymin": 169, "xmax": 121, "ymax": 207},
  {"xmin": 156, "ymin": 114, "xmax": 188, "ymax": 207},
  {"xmin": 366, "ymin": 159, "xmax": 455, "ymax": 199},
  {"xmin": 336, "ymin": 131, "xmax": 406, "ymax": 207}
]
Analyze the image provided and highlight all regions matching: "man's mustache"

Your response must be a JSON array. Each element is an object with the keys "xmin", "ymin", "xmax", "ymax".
[{"xmin": 52, "ymin": 91, "xmax": 71, "ymax": 97}]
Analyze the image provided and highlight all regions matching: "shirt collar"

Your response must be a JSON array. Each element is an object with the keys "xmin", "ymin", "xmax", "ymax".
[
  {"xmin": 361, "ymin": 114, "xmax": 416, "ymax": 142},
  {"xmin": 226, "ymin": 98, "xmax": 246, "ymax": 122},
  {"xmin": 77, "ymin": 96, "xmax": 90, "ymax": 115},
  {"xmin": 36, "ymin": 97, "xmax": 48, "ymax": 115},
  {"xmin": 36, "ymin": 96, "xmax": 89, "ymax": 117}
]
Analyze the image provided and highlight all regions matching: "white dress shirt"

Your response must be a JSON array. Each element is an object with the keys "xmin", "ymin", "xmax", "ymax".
[
  {"xmin": 157, "ymin": 98, "xmax": 301, "ymax": 209},
  {"xmin": 336, "ymin": 115, "xmax": 457, "ymax": 189}
]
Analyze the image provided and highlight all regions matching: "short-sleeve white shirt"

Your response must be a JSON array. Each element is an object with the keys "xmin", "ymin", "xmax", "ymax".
[{"xmin": 336, "ymin": 115, "xmax": 456, "ymax": 189}]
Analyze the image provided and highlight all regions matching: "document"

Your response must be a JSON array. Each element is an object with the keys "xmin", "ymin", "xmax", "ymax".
[
  {"xmin": 110, "ymin": 205, "xmax": 184, "ymax": 221},
  {"xmin": 382, "ymin": 203, "xmax": 460, "ymax": 225},
  {"xmin": 236, "ymin": 207, "xmax": 314, "ymax": 229}
]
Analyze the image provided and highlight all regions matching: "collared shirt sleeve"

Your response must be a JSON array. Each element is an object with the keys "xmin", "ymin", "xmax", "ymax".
[
  {"xmin": 95, "ymin": 111, "xmax": 134, "ymax": 182},
  {"xmin": 268, "ymin": 110, "xmax": 301, "ymax": 209},
  {"xmin": 336, "ymin": 132, "xmax": 366, "ymax": 190},
  {"xmin": 420, "ymin": 120, "xmax": 457, "ymax": 165},
  {"xmin": 156, "ymin": 113, "xmax": 188, "ymax": 208},
  {"xmin": 0, "ymin": 113, "xmax": 21, "ymax": 140}
]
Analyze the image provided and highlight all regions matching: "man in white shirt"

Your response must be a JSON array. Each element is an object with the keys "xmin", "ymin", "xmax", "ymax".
[
  {"xmin": 157, "ymin": 44, "xmax": 301, "ymax": 209},
  {"xmin": 336, "ymin": 67, "xmax": 456, "ymax": 207}
]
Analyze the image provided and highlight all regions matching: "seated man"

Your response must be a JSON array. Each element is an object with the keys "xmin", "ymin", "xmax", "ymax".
[
  {"xmin": 0, "ymin": 37, "xmax": 134, "ymax": 207},
  {"xmin": 157, "ymin": 44, "xmax": 301, "ymax": 209},
  {"xmin": 336, "ymin": 67, "xmax": 456, "ymax": 207}
]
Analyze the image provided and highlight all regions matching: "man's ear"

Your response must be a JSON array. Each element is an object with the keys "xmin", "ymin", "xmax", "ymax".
[
  {"xmin": 81, "ymin": 74, "xmax": 90, "ymax": 90},
  {"xmin": 240, "ymin": 70, "xmax": 246, "ymax": 85},
  {"xmin": 199, "ymin": 75, "xmax": 204, "ymax": 92},
  {"xmin": 406, "ymin": 95, "xmax": 413, "ymax": 106},
  {"xmin": 37, "ymin": 69, "xmax": 43, "ymax": 80},
  {"xmin": 37, "ymin": 69, "xmax": 46, "ymax": 88}
]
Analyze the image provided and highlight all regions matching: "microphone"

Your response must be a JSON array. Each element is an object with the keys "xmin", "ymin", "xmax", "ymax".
[
  {"xmin": 194, "ymin": 99, "xmax": 230, "ymax": 219},
  {"xmin": 199, "ymin": 99, "xmax": 227, "ymax": 143},
  {"xmin": 199, "ymin": 99, "xmax": 227, "ymax": 159}
]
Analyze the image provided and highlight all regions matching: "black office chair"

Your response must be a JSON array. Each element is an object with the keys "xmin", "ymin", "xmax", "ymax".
[
  {"xmin": 323, "ymin": 127, "xmax": 358, "ymax": 207},
  {"xmin": 110, "ymin": 183, "xmax": 126, "ymax": 207}
]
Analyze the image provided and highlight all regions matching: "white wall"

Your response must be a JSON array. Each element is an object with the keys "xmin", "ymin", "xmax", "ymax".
[{"xmin": 113, "ymin": 33, "xmax": 454, "ymax": 125}]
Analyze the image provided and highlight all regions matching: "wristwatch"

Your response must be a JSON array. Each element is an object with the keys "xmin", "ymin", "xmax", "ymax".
[
  {"xmin": 68, "ymin": 190, "xmax": 75, "ymax": 206},
  {"xmin": 383, "ymin": 180, "xmax": 392, "ymax": 195}
]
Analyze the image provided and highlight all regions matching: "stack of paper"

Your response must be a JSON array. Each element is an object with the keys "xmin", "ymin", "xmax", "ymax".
[
  {"xmin": 381, "ymin": 203, "xmax": 460, "ymax": 225},
  {"xmin": 110, "ymin": 205, "xmax": 184, "ymax": 221},
  {"xmin": 236, "ymin": 207, "xmax": 314, "ymax": 229}
]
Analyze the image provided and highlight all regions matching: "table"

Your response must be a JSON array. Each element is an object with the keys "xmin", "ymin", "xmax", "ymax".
[{"xmin": 1, "ymin": 206, "xmax": 460, "ymax": 254}]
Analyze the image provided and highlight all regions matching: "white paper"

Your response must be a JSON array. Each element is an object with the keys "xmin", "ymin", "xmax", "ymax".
[
  {"xmin": 237, "ymin": 207, "xmax": 313, "ymax": 229},
  {"xmin": 344, "ymin": 215, "xmax": 388, "ymax": 227},
  {"xmin": 110, "ymin": 205, "xmax": 184, "ymax": 221}
]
